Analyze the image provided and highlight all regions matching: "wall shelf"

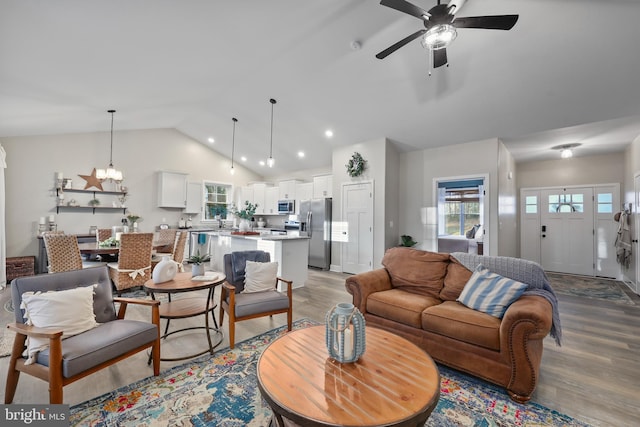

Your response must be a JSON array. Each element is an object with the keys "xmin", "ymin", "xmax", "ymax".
[
  {"xmin": 55, "ymin": 188, "xmax": 128, "ymax": 214},
  {"xmin": 56, "ymin": 188, "xmax": 127, "ymax": 197}
]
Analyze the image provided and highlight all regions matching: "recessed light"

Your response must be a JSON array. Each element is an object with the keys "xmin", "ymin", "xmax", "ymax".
[
  {"xmin": 298, "ymin": 151, "xmax": 305, "ymax": 158},
  {"xmin": 207, "ymin": 137, "xmax": 214, "ymax": 143},
  {"xmin": 325, "ymin": 130, "xmax": 333, "ymax": 138},
  {"xmin": 241, "ymin": 156, "xmax": 247, "ymax": 162},
  {"xmin": 259, "ymin": 160, "xmax": 265, "ymax": 166}
]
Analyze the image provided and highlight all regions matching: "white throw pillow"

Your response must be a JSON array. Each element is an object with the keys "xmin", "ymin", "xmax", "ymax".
[
  {"xmin": 20, "ymin": 285, "xmax": 99, "ymax": 364},
  {"xmin": 243, "ymin": 261, "xmax": 278, "ymax": 293}
]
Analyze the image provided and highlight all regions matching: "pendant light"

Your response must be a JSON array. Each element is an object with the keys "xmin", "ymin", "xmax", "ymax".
[
  {"xmin": 230, "ymin": 117, "xmax": 238, "ymax": 175},
  {"xmin": 267, "ymin": 98, "xmax": 276, "ymax": 168},
  {"xmin": 96, "ymin": 109, "xmax": 123, "ymax": 182}
]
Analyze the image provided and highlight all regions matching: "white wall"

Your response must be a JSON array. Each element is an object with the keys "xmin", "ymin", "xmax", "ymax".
[
  {"xmin": 332, "ymin": 138, "xmax": 395, "ymax": 270},
  {"xmin": 517, "ymin": 152, "xmax": 625, "ymax": 189},
  {"xmin": 623, "ymin": 138, "xmax": 640, "ymax": 288},
  {"xmin": 1, "ymin": 128, "xmax": 262, "ymax": 258},
  {"xmin": 498, "ymin": 140, "xmax": 518, "ymax": 257},
  {"xmin": 399, "ymin": 138, "xmax": 500, "ymax": 255}
]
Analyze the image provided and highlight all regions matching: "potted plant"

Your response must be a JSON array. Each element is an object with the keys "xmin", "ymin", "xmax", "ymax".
[
  {"xmin": 126, "ymin": 214, "xmax": 142, "ymax": 231},
  {"xmin": 187, "ymin": 250, "xmax": 210, "ymax": 277},
  {"xmin": 399, "ymin": 235, "xmax": 417, "ymax": 247},
  {"xmin": 231, "ymin": 201, "xmax": 258, "ymax": 232}
]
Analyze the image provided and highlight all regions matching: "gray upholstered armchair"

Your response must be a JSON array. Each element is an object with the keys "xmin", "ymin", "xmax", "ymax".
[
  {"xmin": 220, "ymin": 251, "xmax": 292, "ymax": 348},
  {"xmin": 5, "ymin": 266, "xmax": 160, "ymax": 404}
]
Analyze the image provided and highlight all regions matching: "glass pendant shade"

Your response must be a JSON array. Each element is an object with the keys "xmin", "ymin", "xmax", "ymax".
[
  {"xmin": 98, "ymin": 109, "xmax": 123, "ymax": 182},
  {"xmin": 267, "ymin": 98, "xmax": 276, "ymax": 167}
]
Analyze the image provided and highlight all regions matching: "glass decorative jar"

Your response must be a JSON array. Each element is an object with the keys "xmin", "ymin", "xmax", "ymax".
[{"xmin": 325, "ymin": 302, "xmax": 366, "ymax": 363}]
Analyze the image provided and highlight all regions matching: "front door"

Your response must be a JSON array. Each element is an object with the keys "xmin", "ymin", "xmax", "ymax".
[
  {"xmin": 342, "ymin": 182, "xmax": 373, "ymax": 274},
  {"xmin": 540, "ymin": 187, "xmax": 594, "ymax": 275}
]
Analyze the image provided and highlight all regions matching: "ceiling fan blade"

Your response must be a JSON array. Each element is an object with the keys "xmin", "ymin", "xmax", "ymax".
[
  {"xmin": 376, "ymin": 29, "xmax": 426, "ymax": 59},
  {"xmin": 380, "ymin": 0, "xmax": 430, "ymax": 21},
  {"xmin": 453, "ymin": 15, "xmax": 519, "ymax": 30},
  {"xmin": 433, "ymin": 48, "xmax": 448, "ymax": 68}
]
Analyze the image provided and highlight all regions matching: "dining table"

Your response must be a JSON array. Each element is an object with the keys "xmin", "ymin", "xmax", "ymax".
[
  {"xmin": 78, "ymin": 240, "xmax": 171, "ymax": 256},
  {"xmin": 77, "ymin": 241, "xmax": 120, "ymax": 256}
]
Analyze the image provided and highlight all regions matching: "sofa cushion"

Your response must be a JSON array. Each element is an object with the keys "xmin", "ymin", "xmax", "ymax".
[
  {"xmin": 422, "ymin": 301, "xmax": 501, "ymax": 351},
  {"xmin": 367, "ymin": 288, "xmax": 441, "ymax": 328},
  {"xmin": 440, "ymin": 257, "xmax": 473, "ymax": 301},
  {"xmin": 457, "ymin": 264, "xmax": 528, "ymax": 318},
  {"xmin": 382, "ymin": 247, "xmax": 450, "ymax": 298}
]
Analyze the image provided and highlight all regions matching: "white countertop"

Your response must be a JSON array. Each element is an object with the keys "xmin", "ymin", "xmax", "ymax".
[{"xmin": 205, "ymin": 231, "xmax": 309, "ymax": 241}]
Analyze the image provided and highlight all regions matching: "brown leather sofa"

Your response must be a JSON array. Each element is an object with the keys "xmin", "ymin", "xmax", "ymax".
[{"xmin": 345, "ymin": 247, "xmax": 554, "ymax": 403}]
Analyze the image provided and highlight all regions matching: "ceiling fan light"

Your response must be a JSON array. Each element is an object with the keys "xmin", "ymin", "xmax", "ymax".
[
  {"xmin": 423, "ymin": 24, "xmax": 457, "ymax": 50},
  {"xmin": 560, "ymin": 148, "xmax": 573, "ymax": 159}
]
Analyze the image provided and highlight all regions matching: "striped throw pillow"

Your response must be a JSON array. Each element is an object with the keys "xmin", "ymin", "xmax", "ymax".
[{"xmin": 457, "ymin": 264, "xmax": 528, "ymax": 318}]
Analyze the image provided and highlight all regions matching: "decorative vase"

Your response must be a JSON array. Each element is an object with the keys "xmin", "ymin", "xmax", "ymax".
[
  {"xmin": 152, "ymin": 256, "xmax": 177, "ymax": 284},
  {"xmin": 239, "ymin": 219, "xmax": 251, "ymax": 232},
  {"xmin": 192, "ymin": 263, "xmax": 205, "ymax": 277},
  {"xmin": 133, "ymin": 222, "xmax": 139, "ymax": 232},
  {"xmin": 325, "ymin": 302, "xmax": 366, "ymax": 363}
]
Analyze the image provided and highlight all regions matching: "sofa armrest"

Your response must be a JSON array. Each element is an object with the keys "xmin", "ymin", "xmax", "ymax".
[
  {"xmin": 501, "ymin": 295, "xmax": 552, "ymax": 342},
  {"xmin": 345, "ymin": 269, "xmax": 392, "ymax": 314},
  {"xmin": 500, "ymin": 294, "xmax": 553, "ymax": 402}
]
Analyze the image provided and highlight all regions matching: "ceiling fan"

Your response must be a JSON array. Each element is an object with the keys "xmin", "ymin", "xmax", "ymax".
[{"xmin": 376, "ymin": 0, "xmax": 518, "ymax": 72}]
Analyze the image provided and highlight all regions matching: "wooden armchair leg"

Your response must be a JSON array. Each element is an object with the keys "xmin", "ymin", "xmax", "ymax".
[
  {"xmin": 229, "ymin": 320, "xmax": 236, "ymax": 349},
  {"xmin": 4, "ymin": 335, "xmax": 25, "ymax": 404}
]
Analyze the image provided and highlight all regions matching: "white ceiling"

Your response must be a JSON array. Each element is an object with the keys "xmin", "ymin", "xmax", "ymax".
[{"xmin": 2, "ymin": 0, "xmax": 640, "ymax": 176}]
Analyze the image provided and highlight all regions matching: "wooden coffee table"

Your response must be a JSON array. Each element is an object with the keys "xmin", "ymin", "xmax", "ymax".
[
  {"xmin": 144, "ymin": 272, "xmax": 225, "ymax": 361},
  {"xmin": 257, "ymin": 325, "xmax": 440, "ymax": 427}
]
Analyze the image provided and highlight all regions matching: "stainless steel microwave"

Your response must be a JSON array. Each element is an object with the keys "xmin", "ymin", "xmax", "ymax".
[{"xmin": 278, "ymin": 200, "xmax": 295, "ymax": 214}]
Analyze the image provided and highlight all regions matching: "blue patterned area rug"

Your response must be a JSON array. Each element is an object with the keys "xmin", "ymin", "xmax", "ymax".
[
  {"xmin": 70, "ymin": 319, "xmax": 590, "ymax": 427},
  {"xmin": 547, "ymin": 272, "xmax": 636, "ymax": 305}
]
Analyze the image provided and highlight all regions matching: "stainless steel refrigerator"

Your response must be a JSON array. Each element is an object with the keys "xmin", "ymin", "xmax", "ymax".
[{"xmin": 300, "ymin": 198, "xmax": 332, "ymax": 270}]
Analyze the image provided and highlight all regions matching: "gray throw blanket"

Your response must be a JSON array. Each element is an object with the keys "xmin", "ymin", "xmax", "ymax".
[{"xmin": 452, "ymin": 252, "xmax": 562, "ymax": 346}]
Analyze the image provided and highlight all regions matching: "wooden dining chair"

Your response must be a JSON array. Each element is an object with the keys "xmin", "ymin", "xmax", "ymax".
[
  {"xmin": 96, "ymin": 228, "xmax": 112, "ymax": 242},
  {"xmin": 151, "ymin": 230, "xmax": 187, "ymax": 272},
  {"xmin": 43, "ymin": 234, "xmax": 83, "ymax": 273},
  {"xmin": 154, "ymin": 229, "xmax": 178, "ymax": 254},
  {"xmin": 107, "ymin": 233, "xmax": 154, "ymax": 293},
  {"xmin": 220, "ymin": 250, "xmax": 292, "ymax": 348}
]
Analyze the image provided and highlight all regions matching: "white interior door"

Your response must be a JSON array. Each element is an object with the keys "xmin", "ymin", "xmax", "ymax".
[
  {"xmin": 342, "ymin": 182, "xmax": 373, "ymax": 274},
  {"xmin": 520, "ymin": 189, "xmax": 541, "ymax": 264},
  {"xmin": 540, "ymin": 187, "xmax": 594, "ymax": 275}
]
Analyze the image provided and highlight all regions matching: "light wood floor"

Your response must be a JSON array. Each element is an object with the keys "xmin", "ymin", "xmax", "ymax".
[{"xmin": 2, "ymin": 269, "xmax": 639, "ymax": 426}]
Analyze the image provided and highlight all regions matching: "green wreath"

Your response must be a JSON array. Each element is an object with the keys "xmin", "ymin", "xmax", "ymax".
[{"xmin": 346, "ymin": 152, "xmax": 366, "ymax": 177}]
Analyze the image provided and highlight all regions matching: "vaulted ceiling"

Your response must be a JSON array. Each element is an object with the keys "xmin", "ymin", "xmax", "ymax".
[{"xmin": 2, "ymin": 0, "xmax": 640, "ymax": 177}]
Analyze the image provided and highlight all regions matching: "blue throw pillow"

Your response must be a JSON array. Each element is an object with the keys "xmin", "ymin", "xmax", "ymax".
[{"xmin": 457, "ymin": 264, "xmax": 528, "ymax": 318}]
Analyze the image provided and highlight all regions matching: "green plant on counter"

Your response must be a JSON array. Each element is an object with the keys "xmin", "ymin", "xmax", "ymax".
[
  {"xmin": 400, "ymin": 235, "xmax": 417, "ymax": 247},
  {"xmin": 231, "ymin": 200, "xmax": 258, "ymax": 220},
  {"xmin": 187, "ymin": 250, "xmax": 211, "ymax": 265}
]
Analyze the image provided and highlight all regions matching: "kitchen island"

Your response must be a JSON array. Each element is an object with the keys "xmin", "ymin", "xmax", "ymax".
[{"xmin": 206, "ymin": 231, "xmax": 309, "ymax": 291}]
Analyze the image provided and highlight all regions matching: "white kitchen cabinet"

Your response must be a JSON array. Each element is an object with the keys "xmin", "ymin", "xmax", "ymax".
[
  {"xmin": 239, "ymin": 186, "xmax": 254, "ymax": 206},
  {"xmin": 265, "ymin": 186, "xmax": 280, "ymax": 214},
  {"xmin": 251, "ymin": 183, "xmax": 272, "ymax": 215},
  {"xmin": 295, "ymin": 182, "xmax": 313, "ymax": 213},
  {"xmin": 278, "ymin": 179, "xmax": 302, "ymax": 200},
  {"xmin": 157, "ymin": 171, "xmax": 188, "ymax": 208},
  {"xmin": 184, "ymin": 182, "xmax": 202, "ymax": 214},
  {"xmin": 313, "ymin": 174, "xmax": 333, "ymax": 198}
]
